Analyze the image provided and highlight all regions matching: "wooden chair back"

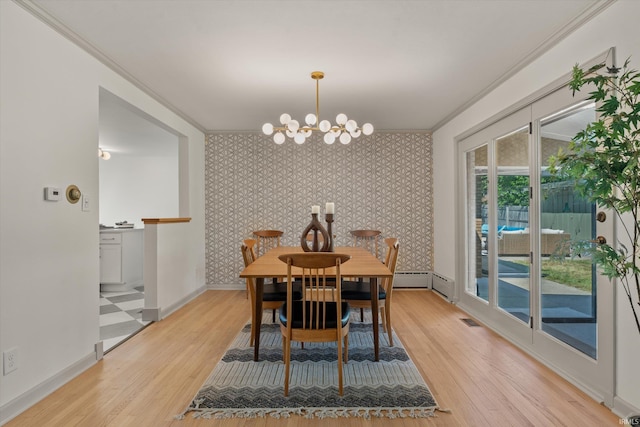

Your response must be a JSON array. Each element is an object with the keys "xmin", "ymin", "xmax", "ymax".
[
  {"xmin": 279, "ymin": 253, "xmax": 351, "ymax": 327},
  {"xmin": 242, "ymin": 239, "xmax": 257, "ymax": 264},
  {"xmin": 277, "ymin": 252, "xmax": 351, "ymax": 395},
  {"xmin": 242, "ymin": 238, "xmax": 285, "ymax": 346},
  {"xmin": 252, "ymin": 229, "xmax": 283, "ymax": 257},
  {"xmin": 382, "ymin": 238, "xmax": 400, "ymax": 293},
  {"xmin": 241, "ymin": 239, "xmax": 257, "ymax": 301},
  {"xmin": 350, "ymin": 229, "xmax": 382, "ymax": 260}
]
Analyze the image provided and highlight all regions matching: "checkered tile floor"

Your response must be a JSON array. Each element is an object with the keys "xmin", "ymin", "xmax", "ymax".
[{"xmin": 100, "ymin": 286, "xmax": 151, "ymax": 352}]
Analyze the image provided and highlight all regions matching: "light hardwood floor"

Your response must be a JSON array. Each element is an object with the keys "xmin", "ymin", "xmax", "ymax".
[{"xmin": 7, "ymin": 290, "xmax": 619, "ymax": 426}]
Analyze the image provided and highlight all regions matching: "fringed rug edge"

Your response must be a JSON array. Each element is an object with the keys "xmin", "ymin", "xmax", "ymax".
[{"xmin": 176, "ymin": 405, "xmax": 448, "ymax": 420}]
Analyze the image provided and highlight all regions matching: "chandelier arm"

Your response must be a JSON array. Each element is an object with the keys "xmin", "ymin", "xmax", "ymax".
[{"xmin": 273, "ymin": 126, "xmax": 321, "ymax": 132}]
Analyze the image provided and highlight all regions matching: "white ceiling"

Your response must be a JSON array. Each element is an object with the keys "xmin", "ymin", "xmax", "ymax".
[{"xmin": 27, "ymin": 0, "xmax": 611, "ymax": 136}]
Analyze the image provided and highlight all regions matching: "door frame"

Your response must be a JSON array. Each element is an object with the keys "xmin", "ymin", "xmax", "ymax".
[{"xmin": 453, "ymin": 49, "xmax": 615, "ymax": 406}]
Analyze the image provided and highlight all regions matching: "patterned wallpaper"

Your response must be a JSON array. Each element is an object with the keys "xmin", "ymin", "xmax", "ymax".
[{"xmin": 205, "ymin": 131, "xmax": 433, "ymax": 288}]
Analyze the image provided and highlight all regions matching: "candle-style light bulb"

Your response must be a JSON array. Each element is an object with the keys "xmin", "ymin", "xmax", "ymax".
[{"xmin": 325, "ymin": 202, "xmax": 335, "ymax": 214}]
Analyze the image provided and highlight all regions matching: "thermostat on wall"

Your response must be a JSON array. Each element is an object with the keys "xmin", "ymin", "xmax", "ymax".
[{"xmin": 44, "ymin": 186, "xmax": 61, "ymax": 201}]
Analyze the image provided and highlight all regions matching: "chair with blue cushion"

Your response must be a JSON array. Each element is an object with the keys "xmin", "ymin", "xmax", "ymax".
[
  {"xmin": 341, "ymin": 238, "xmax": 399, "ymax": 346},
  {"xmin": 241, "ymin": 240, "xmax": 301, "ymax": 347},
  {"xmin": 277, "ymin": 252, "xmax": 351, "ymax": 396}
]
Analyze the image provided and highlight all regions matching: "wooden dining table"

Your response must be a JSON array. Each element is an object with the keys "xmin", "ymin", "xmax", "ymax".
[{"xmin": 240, "ymin": 245, "xmax": 393, "ymax": 362}]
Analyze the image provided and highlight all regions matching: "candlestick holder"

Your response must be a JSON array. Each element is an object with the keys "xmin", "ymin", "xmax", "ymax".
[
  {"xmin": 300, "ymin": 213, "xmax": 330, "ymax": 252},
  {"xmin": 324, "ymin": 213, "xmax": 334, "ymax": 252}
]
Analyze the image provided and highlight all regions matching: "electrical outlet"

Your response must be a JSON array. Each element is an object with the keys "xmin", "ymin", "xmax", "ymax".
[{"xmin": 3, "ymin": 347, "xmax": 18, "ymax": 375}]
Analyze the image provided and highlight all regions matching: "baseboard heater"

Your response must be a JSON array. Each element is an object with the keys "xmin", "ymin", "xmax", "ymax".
[
  {"xmin": 393, "ymin": 271, "xmax": 454, "ymax": 299},
  {"xmin": 431, "ymin": 272, "xmax": 454, "ymax": 298},
  {"xmin": 394, "ymin": 271, "xmax": 431, "ymax": 288}
]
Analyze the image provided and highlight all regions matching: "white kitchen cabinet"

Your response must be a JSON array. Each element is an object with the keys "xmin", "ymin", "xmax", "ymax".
[{"xmin": 100, "ymin": 229, "xmax": 143, "ymax": 291}]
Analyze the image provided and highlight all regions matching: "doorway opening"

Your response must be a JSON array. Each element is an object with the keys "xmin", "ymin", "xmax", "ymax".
[{"xmin": 98, "ymin": 88, "xmax": 180, "ymax": 352}]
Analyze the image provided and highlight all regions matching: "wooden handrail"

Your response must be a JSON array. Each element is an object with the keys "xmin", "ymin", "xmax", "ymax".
[{"xmin": 141, "ymin": 217, "xmax": 191, "ymax": 224}]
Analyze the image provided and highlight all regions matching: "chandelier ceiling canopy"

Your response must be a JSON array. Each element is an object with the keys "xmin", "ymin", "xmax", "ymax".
[{"xmin": 262, "ymin": 71, "xmax": 373, "ymax": 145}]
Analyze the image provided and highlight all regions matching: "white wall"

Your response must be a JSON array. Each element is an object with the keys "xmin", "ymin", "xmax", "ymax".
[
  {"xmin": 99, "ymin": 154, "xmax": 179, "ymax": 228},
  {"xmin": 0, "ymin": 2, "xmax": 205, "ymax": 423},
  {"xmin": 432, "ymin": 0, "xmax": 640, "ymax": 416},
  {"xmin": 141, "ymin": 221, "xmax": 198, "ymax": 320},
  {"xmin": 98, "ymin": 89, "xmax": 181, "ymax": 228}
]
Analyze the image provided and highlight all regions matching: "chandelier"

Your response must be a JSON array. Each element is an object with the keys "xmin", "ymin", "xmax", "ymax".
[{"xmin": 262, "ymin": 71, "xmax": 373, "ymax": 145}]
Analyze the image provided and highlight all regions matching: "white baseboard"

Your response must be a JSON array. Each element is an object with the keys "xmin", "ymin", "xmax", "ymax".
[
  {"xmin": 0, "ymin": 352, "xmax": 96, "ymax": 426},
  {"xmin": 207, "ymin": 283, "xmax": 245, "ymax": 290},
  {"xmin": 613, "ymin": 396, "xmax": 640, "ymax": 421},
  {"xmin": 142, "ymin": 307, "xmax": 161, "ymax": 322},
  {"xmin": 159, "ymin": 285, "xmax": 207, "ymax": 319},
  {"xmin": 142, "ymin": 285, "xmax": 208, "ymax": 322}
]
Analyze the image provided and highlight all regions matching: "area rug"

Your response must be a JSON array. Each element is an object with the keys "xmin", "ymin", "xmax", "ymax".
[{"xmin": 177, "ymin": 311, "xmax": 446, "ymax": 420}]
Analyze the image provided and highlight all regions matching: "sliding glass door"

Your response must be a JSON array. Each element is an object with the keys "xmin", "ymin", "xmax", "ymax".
[
  {"xmin": 461, "ymin": 108, "xmax": 533, "ymax": 340},
  {"xmin": 465, "ymin": 145, "xmax": 488, "ymax": 301},
  {"xmin": 496, "ymin": 126, "xmax": 531, "ymax": 324},
  {"xmin": 530, "ymin": 88, "xmax": 613, "ymax": 403},
  {"xmin": 458, "ymin": 87, "xmax": 614, "ymax": 404},
  {"xmin": 538, "ymin": 102, "xmax": 598, "ymax": 358}
]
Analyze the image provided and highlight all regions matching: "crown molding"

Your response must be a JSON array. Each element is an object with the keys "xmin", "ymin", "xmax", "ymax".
[
  {"xmin": 14, "ymin": 0, "xmax": 207, "ymax": 134},
  {"xmin": 431, "ymin": 0, "xmax": 617, "ymax": 132}
]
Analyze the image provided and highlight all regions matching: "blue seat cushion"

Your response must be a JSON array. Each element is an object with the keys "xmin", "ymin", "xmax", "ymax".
[
  {"xmin": 341, "ymin": 280, "xmax": 386, "ymax": 300},
  {"xmin": 263, "ymin": 281, "xmax": 302, "ymax": 301},
  {"xmin": 279, "ymin": 301, "xmax": 350, "ymax": 329}
]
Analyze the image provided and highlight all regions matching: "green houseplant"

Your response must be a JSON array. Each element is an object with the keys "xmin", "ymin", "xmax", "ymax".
[{"xmin": 549, "ymin": 58, "xmax": 640, "ymax": 335}]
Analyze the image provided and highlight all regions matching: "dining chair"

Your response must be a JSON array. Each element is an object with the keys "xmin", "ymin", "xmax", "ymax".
[
  {"xmin": 342, "ymin": 238, "xmax": 399, "ymax": 346},
  {"xmin": 241, "ymin": 240, "xmax": 301, "ymax": 346},
  {"xmin": 253, "ymin": 229, "xmax": 285, "ymax": 285},
  {"xmin": 347, "ymin": 229, "xmax": 383, "ymax": 312},
  {"xmin": 252, "ymin": 229, "xmax": 283, "ymax": 257},
  {"xmin": 242, "ymin": 239, "xmax": 257, "ymax": 299},
  {"xmin": 350, "ymin": 229, "xmax": 382, "ymax": 260},
  {"xmin": 277, "ymin": 252, "xmax": 352, "ymax": 396}
]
